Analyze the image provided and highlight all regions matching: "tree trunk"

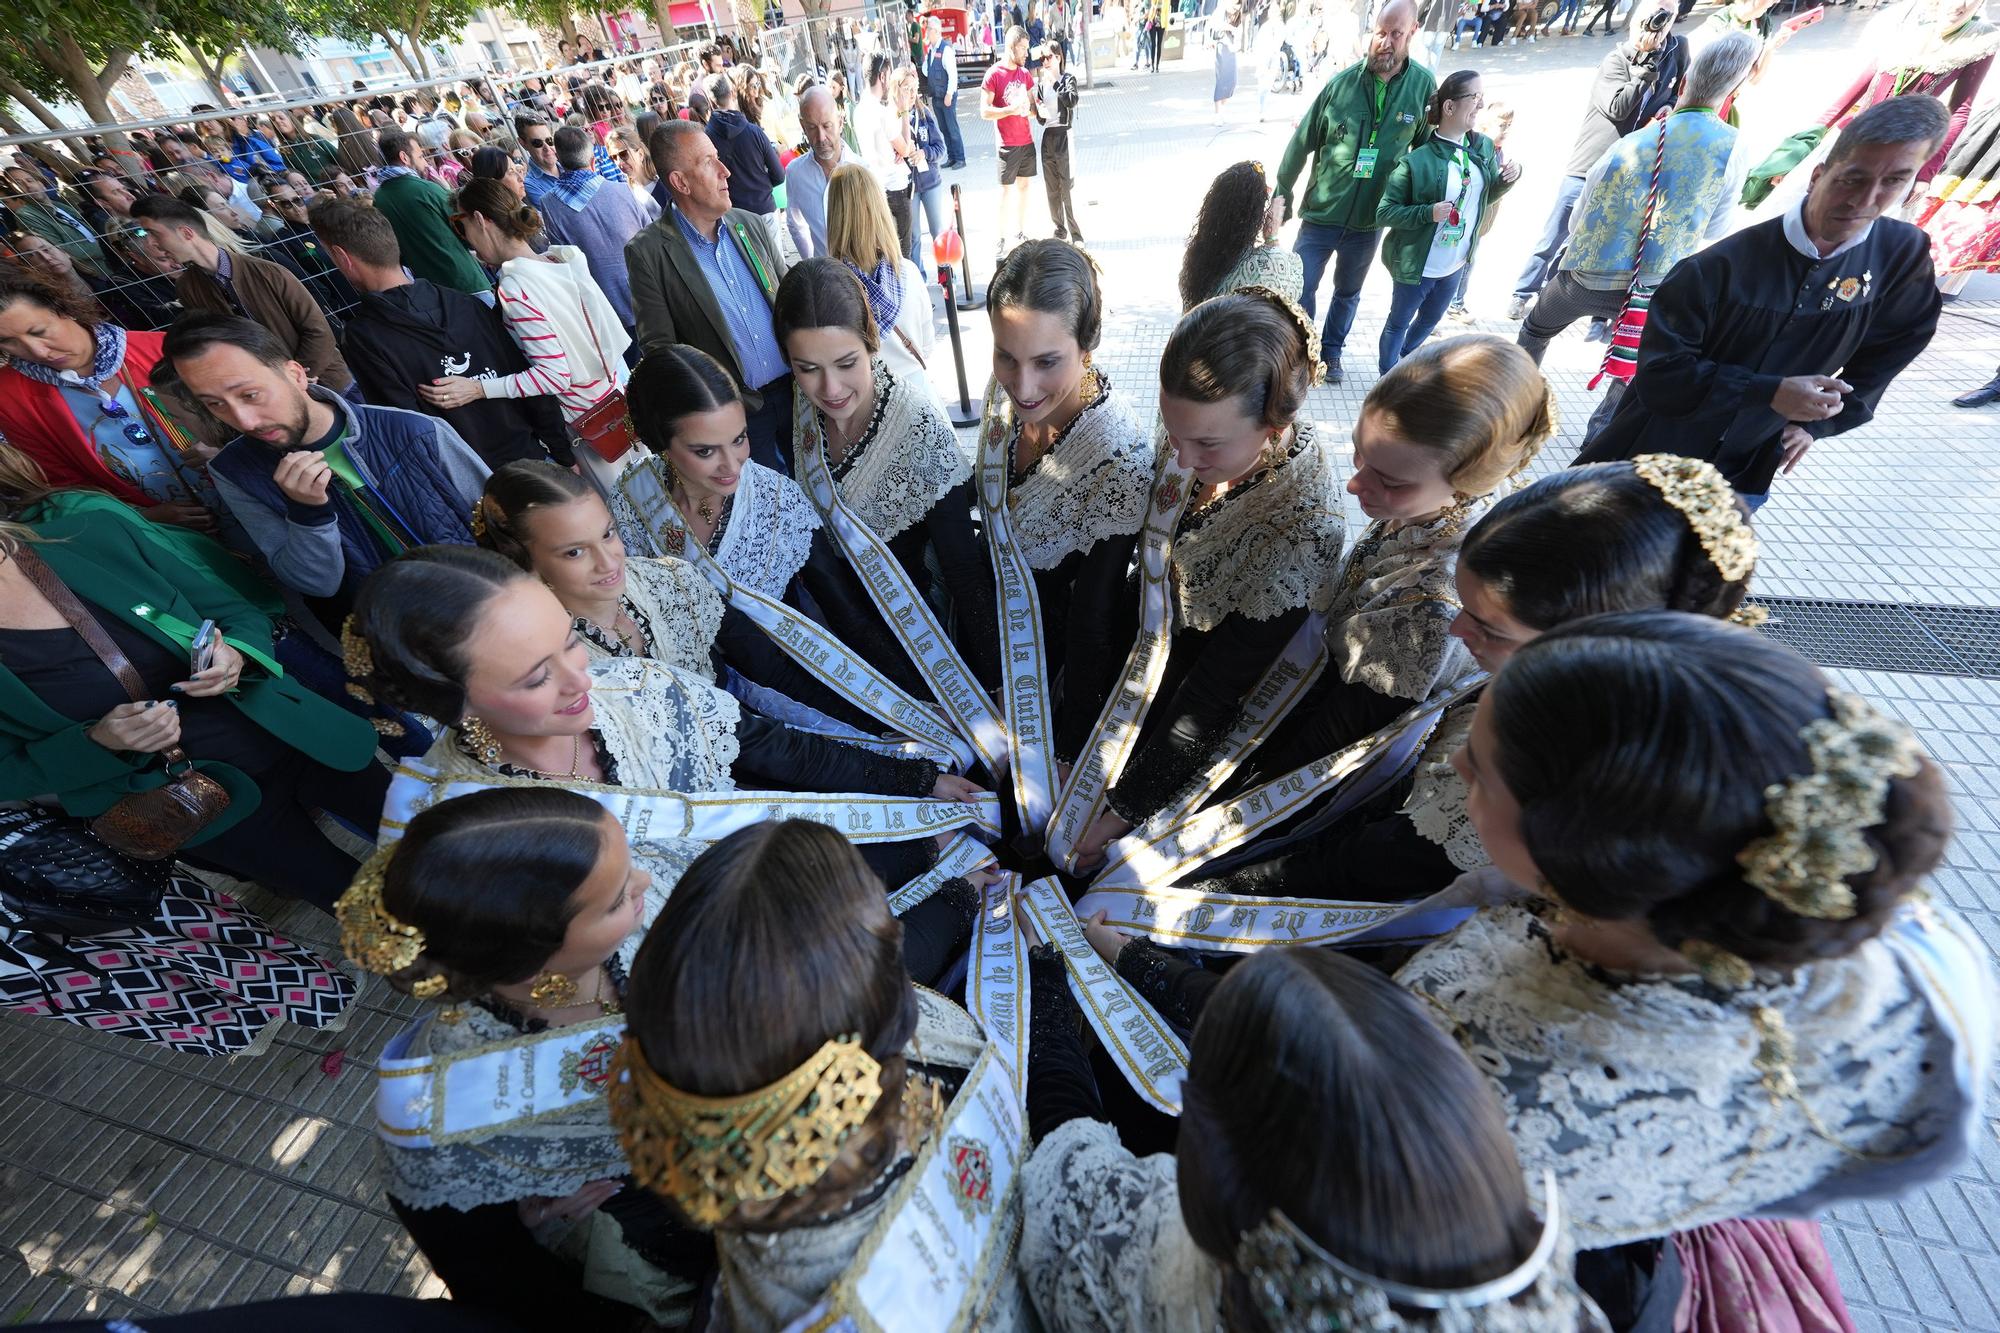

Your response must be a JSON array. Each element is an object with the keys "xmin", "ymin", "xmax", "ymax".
[
  {"xmin": 184, "ymin": 46, "xmax": 235, "ymax": 106},
  {"xmin": 408, "ymin": 29, "xmax": 435, "ymax": 76},
  {"xmin": 27, "ymin": 33, "xmax": 132, "ymax": 150},
  {"xmin": 562, "ymin": 14, "xmax": 584, "ymax": 47},
  {"xmin": 378, "ymin": 28, "xmax": 427, "ymax": 78},
  {"xmin": 653, "ymin": 0, "xmax": 680, "ymax": 48}
]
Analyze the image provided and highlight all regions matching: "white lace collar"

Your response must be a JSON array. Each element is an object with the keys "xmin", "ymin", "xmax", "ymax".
[
  {"xmin": 587, "ymin": 656, "xmax": 741, "ymax": 795},
  {"xmin": 593, "ymin": 556, "xmax": 725, "ymax": 678},
  {"xmin": 994, "ymin": 374, "xmax": 1154, "ymax": 570},
  {"xmin": 1400, "ymin": 696, "xmax": 1487, "ymax": 872},
  {"xmin": 1169, "ymin": 419, "xmax": 1348, "ymax": 633},
  {"xmin": 794, "ymin": 361, "xmax": 971, "ymax": 540},
  {"xmin": 715, "ymin": 459, "xmax": 820, "ymax": 600},
  {"xmin": 1325, "ymin": 491, "xmax": 1493, "ymax": 702}
]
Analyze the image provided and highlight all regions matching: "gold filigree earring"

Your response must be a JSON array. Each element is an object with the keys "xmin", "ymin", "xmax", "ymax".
[
  {"xmin": 460, "ymin": 714, "xmax": 503, "ymax": 766},
  {"xmin": 530, "ymin": 970, "xmax": 579, "ymax": 1007}
]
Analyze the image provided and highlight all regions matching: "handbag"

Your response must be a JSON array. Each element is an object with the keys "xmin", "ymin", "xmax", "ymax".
[
  {"xmin": 0, "ymin": 806, "xmax": 172, "ymax": 937},
  {"xmin": 14, "ymin": 548, "xmax": 231, "ymax": 860},
  {"xmin": 1590, "ymin": 117, "xmax": 1668, "ymax": 391},
  {"xmin": 575, "ymin": 389, "xmax": 636, "ymax": 463}
]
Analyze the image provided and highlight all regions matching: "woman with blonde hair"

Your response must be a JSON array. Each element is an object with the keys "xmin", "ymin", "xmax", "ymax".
[{"xmin": 824, "ymin": 162, "xmax": 936, "ymax": 394}]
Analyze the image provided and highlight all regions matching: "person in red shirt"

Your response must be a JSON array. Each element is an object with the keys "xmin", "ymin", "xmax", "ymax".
[{"xmin": 981, "ymin": 26, "xmax": 1042, "ymax": 257}]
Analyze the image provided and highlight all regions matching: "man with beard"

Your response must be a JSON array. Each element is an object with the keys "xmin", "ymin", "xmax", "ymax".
[
  {"xmin": 1274, "ymin": 0, "xmax": 1433, "ymax": 383},
  {"xmin": 162, "ymin": 313, "xmax": 487, "ymax": 617},
  {"xmin": 784, "ymin": 84, "xmax": 861, "ymax": 259}
]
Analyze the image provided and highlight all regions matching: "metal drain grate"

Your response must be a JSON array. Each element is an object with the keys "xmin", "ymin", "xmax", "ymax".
[{"xmin": 1747, "ymin": 597, "xmax": 2000, "ymax": 680}]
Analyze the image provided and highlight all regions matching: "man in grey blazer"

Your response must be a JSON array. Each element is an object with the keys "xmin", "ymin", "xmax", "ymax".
[{"xmin": 627, "ymin": 121, "xmax": 795, "ymax": 473}]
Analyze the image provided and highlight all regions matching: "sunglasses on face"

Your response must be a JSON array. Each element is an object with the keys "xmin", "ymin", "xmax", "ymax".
[{"xmin": 525, "ymin": 136, "xmax": 555, "ymax": 147}]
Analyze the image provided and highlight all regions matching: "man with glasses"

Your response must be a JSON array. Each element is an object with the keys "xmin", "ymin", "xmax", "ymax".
[{"xmin": 515, "ymin": 113, "xmax": 563, "ymax": 207}]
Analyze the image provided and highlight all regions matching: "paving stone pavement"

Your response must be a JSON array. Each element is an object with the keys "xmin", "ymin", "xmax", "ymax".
[{"xmin": 5, "ymin": 11, "xmax": 1999, "ymax": 1324}]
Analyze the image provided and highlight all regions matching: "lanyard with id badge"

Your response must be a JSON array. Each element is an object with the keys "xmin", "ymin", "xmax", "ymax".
[
  {"xmin": 1437, "ymin": 143, "xmax": 1473, "ymax": 246},
  {"xmin": 1353, "ymin": 74, "xmax": 1390, "ymax": 179}
]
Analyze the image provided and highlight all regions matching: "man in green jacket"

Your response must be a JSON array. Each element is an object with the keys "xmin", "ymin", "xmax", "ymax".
[
  {"xmin": 371, "ymin": 131, "xmax": 491, "ymax": 300},
  {"xmin": 1275, "ymin": 0, "xmax": 1433, "ymax": 383}
]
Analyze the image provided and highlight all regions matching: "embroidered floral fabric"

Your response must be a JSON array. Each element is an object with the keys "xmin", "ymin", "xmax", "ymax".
[
  {"xmin": 1019, "ymin": 1118, "xmax": 1224, "ymax": 1333},
  {"xmin": 1400, "ymin": 697, "xmax": 1487, "ymax": 871},
  {"xmin": 716, "ymin": 459, "xmax": 821, "ymax": 600},
  {"xmin": 603, "ymin": 556, "xmax": 727, "ymax": 676},
  {"xmin": 1217, "ymin": 245, "xmax": 1306, "ymax": 306},
  {"xmin": 1396, "ymin": 903, "xmax": 1968, "ymax": 1248},
  {"xmin": 1170, "ymin": 420, "xmax": 1348, "ymax": 633},
  {"xmin": 997, "ymin": 376, "xmax": 1154, "ymax": 571},
  {"xmin": 379, "ymin": 1005, "xmax": 631, "ymax": 1211},
  {"xmin": 1327, "ymin": 492, "xmax": 1490, "ymax": 702},
  {"xmin": 796, "ymin": 362, "xmax": 972, "ymax": 541}
]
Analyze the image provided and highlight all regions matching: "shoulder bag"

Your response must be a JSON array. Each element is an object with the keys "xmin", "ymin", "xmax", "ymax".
[{"xmin": 14, "ymin": 548, "xmax": 231, "ymax": 860}]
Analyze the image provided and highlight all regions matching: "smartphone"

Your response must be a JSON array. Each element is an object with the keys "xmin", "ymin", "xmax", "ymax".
[
  {"xmin": 1780, "ymin": 5, "xmax": 1824, "ymax": 34},
  {"xmin": 189, "ymin": 620, "xmax": 218, "ymax": 677}
]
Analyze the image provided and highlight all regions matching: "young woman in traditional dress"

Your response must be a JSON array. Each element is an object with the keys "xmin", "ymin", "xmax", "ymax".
[
  {"xmin": 981, "ymin": 240, "xmax": 1154, "ymax": 764},
  {"xmin": 348, "ymin": 547, "xmax": 993, "ymax": 984},
  {"xmin": 776, "ymin": 257, "xmax": 1002, "ymax": 693},
  {"xmin": 1247, "ymin": 334, "xmax": 1548, "ymax": 784},
  {"xmin": 1064, "ymin": 288, "xmax": 1347, "ymax": 869},
  {"xmin": 608, "ymin": 820, "xmax": 1029, "ymax": 1330},
  {"xmin": 339, "ymin": 785, "xmax": 710, "ymax": 1328},
  {"xmin": 1090, "ymin": 456, "xmax": 1766, "ymax": 1021},
  {"xmin": 1397, "ymin": 612, "xmax": 1991, "ymax": 1325},
  {"xmin": 1017, "ymin": 946, "xmax": 1602, "ymax": 1330}
]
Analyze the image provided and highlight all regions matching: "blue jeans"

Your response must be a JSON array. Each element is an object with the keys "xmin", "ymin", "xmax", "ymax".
[
  {"xmin": 1557, "ymin": 0, "xmax": 1584, "ymax": 23},
  {"xmin": 908, "ymin": 181, "xmax": 952, "ymax": 277},
  {"xmin": 931, "ymin": 93, "xmax": 965, "ymax": 166},
  {"xmin": 1740, "ymin": 491, "xmax": 1769, "ymax": 512},
  {"xmin": 1453, "ymin": 16, "xmax": 1481, "ymax": 40},
  {"xmin": 1294, "ymin": 222, "xmax": 1381, "ymax": 361},
  {"xmin": 1379, "ymin": 273, "xmax": 1460, "ymax": 373},
  {"xmin": 1511, "ymin": 173, "xmax": 1585, "ymax": 302}
]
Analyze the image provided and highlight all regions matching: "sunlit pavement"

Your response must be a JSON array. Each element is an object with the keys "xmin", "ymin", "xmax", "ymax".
[{"xmin": 3, "ymin": 11, "xmax": 1998, "ymax": 1323}]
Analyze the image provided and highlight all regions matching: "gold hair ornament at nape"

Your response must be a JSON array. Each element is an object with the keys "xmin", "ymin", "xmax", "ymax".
[
  {"xmin": 1233, "ymin": 283, "xmax": 1325, "ymax": 387},
  {"xmin": 1631, "ymin": 454, "xmax": 1759, "ymax": 583}
]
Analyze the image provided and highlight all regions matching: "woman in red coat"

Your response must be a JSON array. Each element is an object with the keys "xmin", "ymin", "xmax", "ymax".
[{"xmin": 0, "ymin": 267, "xmax": 223, "ymax": 535}]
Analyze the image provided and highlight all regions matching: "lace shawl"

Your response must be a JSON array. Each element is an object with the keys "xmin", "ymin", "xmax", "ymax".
[
  {"xmin": 1327, "ymin": 493, "xmax": 1490, "ymax": 702},
  {"xmin": 795, "ymin": 362, "xmax": 972, "ymax": 541},
  {"xmin": 1216, "ymin": 245, "xmax": 1306, "ymax": 306},
  {"xmin": 716, "ymin": 459, "xmax": 820, "ymax": 600},
  {"xmin": 1395, "ymin": 902, "xmax": 1974, "ymax": 1248},
  {"xmin": 711, "ymin": 991, "xmax": 1016, "ymax": 1331},
  {"xmin": 605, "ymin": 555, "xmax": 726, "ymax": 677},
  {"xmin": 1171, "ymin": 420, "xmax": 1348, "ymax": 633},
  {"xmin": 1400, "ymin": 696, "xmax": 1487, "ymax": 872},
  {"xmin": 378, "ymin": 1006, "xmax": 629, "ymax": 1211},
  {"xmin": 1019, "ymin": 1118, "xmax": 1224, "ymax": 1333},
  {"xmin": 996, "ymin": 376, "xmax": 1154, "ymax": 570}
]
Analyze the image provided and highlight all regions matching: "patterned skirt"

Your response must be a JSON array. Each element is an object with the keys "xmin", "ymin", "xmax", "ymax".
[{"xmin": 0, "ymin": 873, "xmax": 353, "ymax": 1056}]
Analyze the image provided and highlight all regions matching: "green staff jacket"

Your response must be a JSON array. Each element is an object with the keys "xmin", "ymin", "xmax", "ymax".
[{"xmin": 1276, "ymin": 57, "xmax": 1438, "ymax": 232}]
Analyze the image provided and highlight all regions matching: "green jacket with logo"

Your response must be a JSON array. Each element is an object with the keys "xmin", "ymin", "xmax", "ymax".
[
  {"xmin": 1275, "ymin": 57, "xmax": 1438, "ymax": 232},
  {"xmin": 1376, "ymin": 131, "xmax": 1515, "ymax": 286}
]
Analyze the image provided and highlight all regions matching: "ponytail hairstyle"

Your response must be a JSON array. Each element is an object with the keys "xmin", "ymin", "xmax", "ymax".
[
  {"xmin": 1159, "ymin": 290, "xmax": 1315, "ymax": 432},
  {"xmin": 1425, "ymin": 69, "xmax": 1480, "ymax": 127},
  {"xmin": 349, "ymin": 545, "xmax": 532, "ymax": 722},
  {"xmin": 455, "ymin": 175, "xmax": 544, "ymax": 241},
  {"xmin": 375, "ymin": 786, "xmax": 608, "ymax": 1000},
  {"xmin": 1488, "ymin": 611, "xmax": 1951, "ymax": 967},
  {"xmin": 1460, "ymin": 462, "xmax": 1753, "ymax": 630},
  {"xmin": 773, "ymin": 255, "xmax": 880, "ymax": 356},
  {"xmin": 475, "ymin": 460, "xmax": 597, "ymax": 570},
  {"xmin": 1362, "ymin": 334, "xmax": 1552, "ymax": 498},
  {"xmin": 627, "ymin": 343, "xmax": 746, "ymax": 452}
]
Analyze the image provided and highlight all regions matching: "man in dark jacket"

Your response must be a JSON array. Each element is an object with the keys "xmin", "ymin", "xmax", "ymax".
[
  {"xmin": 164, "ymin": 313, "xmax": 488, "ymax": 616},
  {"xmin": 1508, "ymin": 0, "xmax": 1689, "ymax": 321},
  {"xmin": 706, "ymin": 75, "xmax": 786, "ymax": 216},
  {"xmin": 311, "ymin": 196, "xmax": 569, "ymax": 469},
  {"xmin": 1576, "ymin": 97, "xmax": 1946, "ymax": 507}
]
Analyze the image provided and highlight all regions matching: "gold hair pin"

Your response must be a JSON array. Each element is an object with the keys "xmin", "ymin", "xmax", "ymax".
[{"xmin": 335, "ymin": 843, "xmax": 426, "ymax": 976}]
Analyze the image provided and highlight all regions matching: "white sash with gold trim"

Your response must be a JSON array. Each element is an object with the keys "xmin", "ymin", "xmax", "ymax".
[
  {"xmin": 619, "ymin": 460, "xmax": 977, "ymax": 774},
  {"xmin": 374, "ymin": 1015, "xmax": 626, "ymax": 1149},
  {"xmin": 793, "ymin": 394, "xmax": 1012, "ymax": 779}
]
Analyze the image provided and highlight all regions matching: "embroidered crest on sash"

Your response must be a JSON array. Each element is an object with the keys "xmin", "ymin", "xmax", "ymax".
[
  {"xmin": 1155, "ymin": 475, "xmax": 1184, "ymax": 510},
  {"xmin": 561, "ymin": 1032, "xmax": 620, "ymax": 1094},
  {"xmin": 948, "ymin": 1135, "xmax": 995, "ymax": 1220}
]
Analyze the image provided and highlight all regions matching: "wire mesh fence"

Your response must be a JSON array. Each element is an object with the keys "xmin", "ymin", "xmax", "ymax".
[{"xmin": 0, "ymin": 3, "xmax": 927, "ymax": 336}]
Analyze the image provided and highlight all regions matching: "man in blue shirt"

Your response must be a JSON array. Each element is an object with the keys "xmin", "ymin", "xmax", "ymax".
[
  {"xmin": 627, "ymin": 122, "xmax": 795, "ymax": 474},
  {"xmin": 784, "ymin": 86, "xmax": 861, "ymax": 259},
  {"xmin": 515, "ymin": 112, "xmax": 563, "ymax": 207}
]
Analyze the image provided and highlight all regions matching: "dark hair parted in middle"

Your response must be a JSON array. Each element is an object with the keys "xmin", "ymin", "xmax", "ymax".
[
  {"xmin": 1159, "ymin": 291, "xmax": 1314, "ymax": 432},
  {"xmin": 627, "ymin": 343, "xmax": 745, "ymax": 450},
  {"xmin": 1460, "ymin": 461, "xmax": 1754, "ymax": 629},
  {"xmin": 773, "ymin": 256, "xmax": 881, "ymax": 356},
  {"xmin": 376, "ymin": 785, "xmax": 609, "ymax": 1000},
  {"xmin": 1177, "ymin": 948, "xmax": 1543, "ymax": 1325},
  {"xmin": 351, "ymin": 545, "xmax": 532, "ymax": 721},
  {"xmin": 475, "ymin": 460, "xmax": 597, "ymax": 569},
  {"xmin": 990, "ymin": 238, "xmax": 1104, "ymax": 351},
  {"xmin": 623, "ymin": 819, "xmax": 916, "ymax": 1229},
  {"xmin": 1487, "ymin": 611, "xmax": 1952, "ymax": 966}
]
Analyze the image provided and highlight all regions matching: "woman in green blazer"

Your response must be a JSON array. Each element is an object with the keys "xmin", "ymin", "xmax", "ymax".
[
  {"xmin": 0, "ymin": 452, "xmax": 387, "ymax": 910},
  {"xmin": 1375, "ymin": 70, "xmax": 1520, "ymax": 374}
]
